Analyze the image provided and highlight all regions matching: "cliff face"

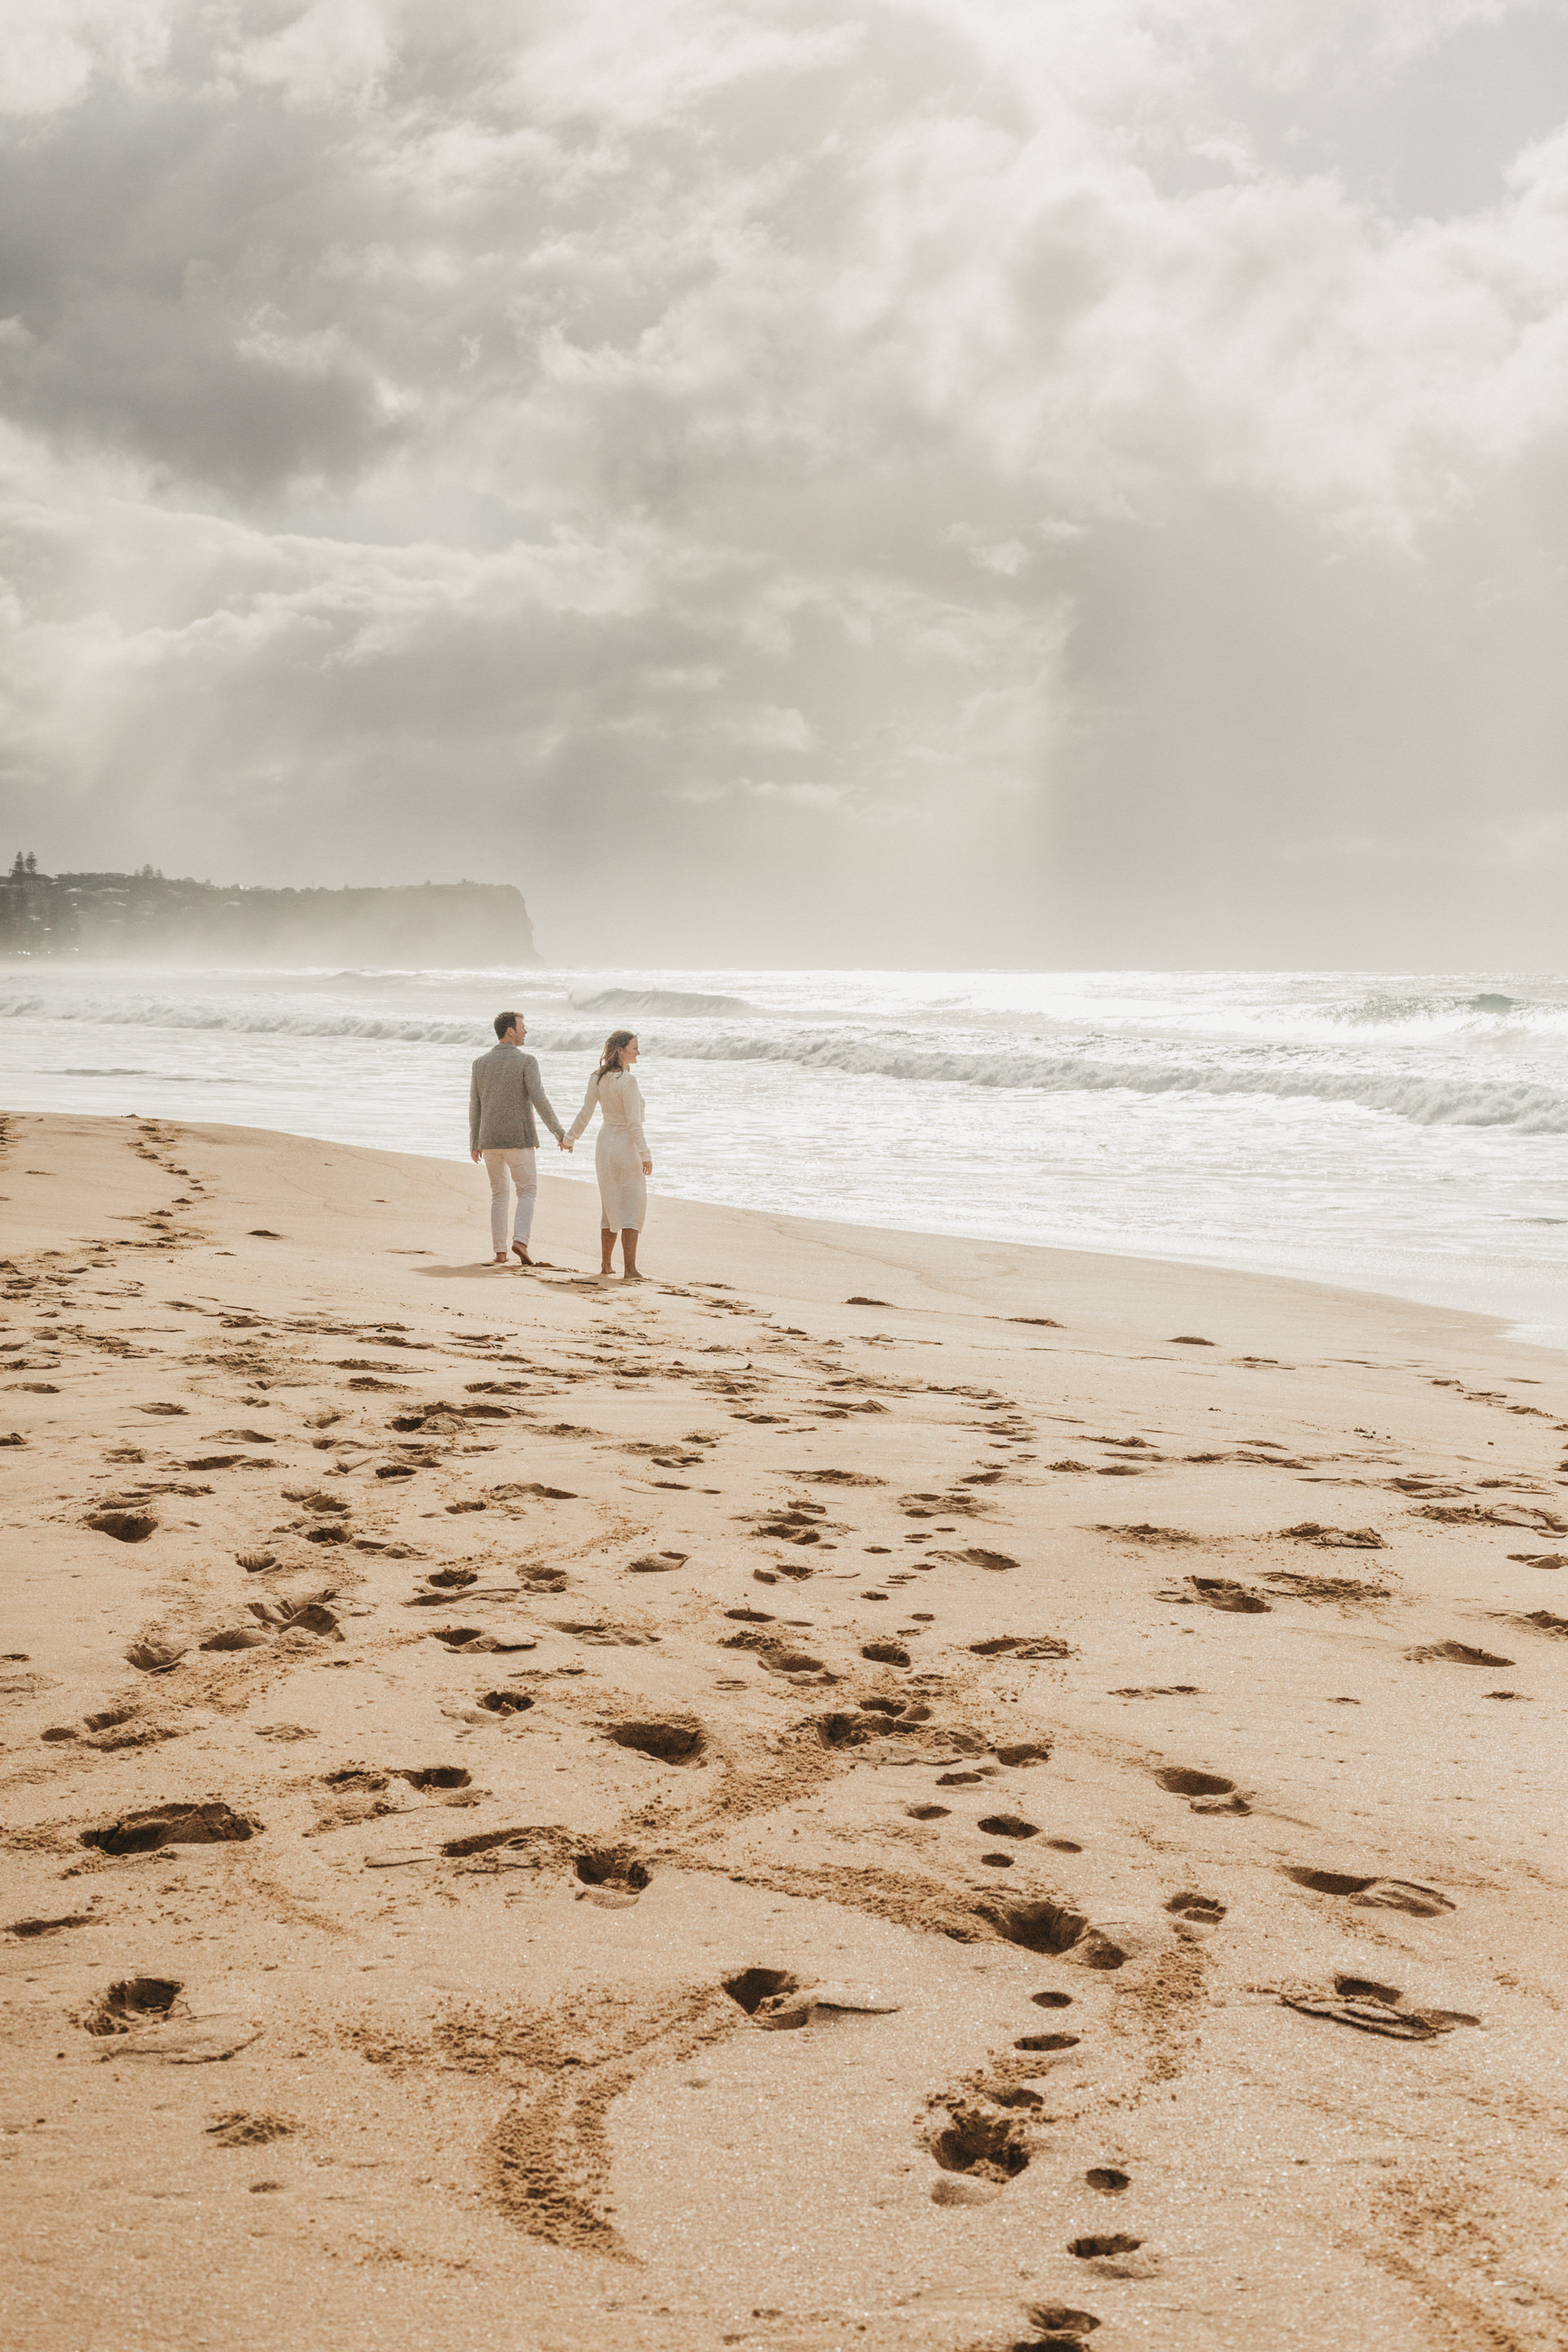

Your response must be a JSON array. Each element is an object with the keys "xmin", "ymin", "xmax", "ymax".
[{"xmin": 0, "ymin": 873, "xmax": 541, "ymax": 966}]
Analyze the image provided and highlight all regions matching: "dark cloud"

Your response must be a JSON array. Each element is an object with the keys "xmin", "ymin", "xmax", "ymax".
[{"xmin": 0, "ymin": 87, "xmax": 403, "ymax": 492}]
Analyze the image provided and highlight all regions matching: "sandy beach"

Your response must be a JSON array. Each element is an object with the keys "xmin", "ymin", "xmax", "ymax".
[{"xmin": 2, "ymin": 1107, "xmax": 1566, "ymax": 2352}]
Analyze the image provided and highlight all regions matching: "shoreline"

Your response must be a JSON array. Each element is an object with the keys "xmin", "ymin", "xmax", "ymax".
[
  {"xmin": 20, "ymin": 1099, "xmax": 1562, "ymax": 1365},
  {"xmin": 7, "ymin": 960, "xmax": 1568, "ymax": 1356},
  {"xmin": 4, "ymin": 1110, "xmax": 1566, "ymax": 2351},
  {"xmin": 527, "ymin": 1161, "xmax": 1568, "ymax": 1368}
]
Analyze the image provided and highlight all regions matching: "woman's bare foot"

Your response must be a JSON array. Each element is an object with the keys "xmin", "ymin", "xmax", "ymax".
[{"xmin": 622, "ymin": 1269, "xmax": 644, "ymax": 1282}]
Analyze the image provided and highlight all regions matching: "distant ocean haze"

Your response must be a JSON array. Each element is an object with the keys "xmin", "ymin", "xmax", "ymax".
[{"xmin": 4, "ymin": 966, "xmax": 1567, "ymax": 1348}]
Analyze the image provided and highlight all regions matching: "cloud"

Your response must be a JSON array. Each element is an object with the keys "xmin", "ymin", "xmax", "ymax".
[
  {"xmin": 1, "ymin": 0, "xmax": 1566, "ymax": 963},
  {"xmin": 0, "ymin": 0, "xmax": 174, "ymax": 118}
]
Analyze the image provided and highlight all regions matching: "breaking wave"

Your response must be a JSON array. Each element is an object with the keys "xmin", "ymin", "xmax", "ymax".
[
  {"xmin": 567, "ymin": 987, "xmax": 755, "ymax": 1018},
  {"xmin": 4, "ymin": 987, "xmax": 1566, "ymax": 1131},
  {"xmin": 636, "ymin": 1031, "xmax": 1568, "ymax": 1131},
  {"xmin": 1324, "ymin": 988, "xmax": 1538, "ymax": 1029}
]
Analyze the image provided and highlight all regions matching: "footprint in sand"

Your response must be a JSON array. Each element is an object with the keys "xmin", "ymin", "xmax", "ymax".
[
  {"xmin": 573, "ymin": 1847, "xmax": 653, "ymax": 1904},
  {"xmin": 970, "ymin": 1635, "xmax": 1071, "ymax": 1659},
  {"xmin": 122, "ymin": 1637, "xmax": 185, "ymax": 1673},
  {"xmin": 1023, "ymin": 2303, "xmax": 1103, "ymax": 2346},
  {"xmin": 1165, "ymin": 1892, "xmax": 1227, "ymax": 1926},
  {"xmin": 932, "ymin": 1547, "xmax": 1019, "ymax": 1571},
  {"xmin": 1184, "ymin": 1576, "xmax": 1271, "ymax": 1613},
  {"xmin": 430, "ymin": 1627, "xmax": 537, "ymax": 1653},
  {"xmin": 1281, "ymin": 1866, "xmax": 1454, "ymax": 1916},
  {"xmin": 929, "ymin": 2103, "xmax": 1034, "ymax": 2184},
  {"xmin": 88, "ymin": 1509, "xmax": 158, "ymax": 1543},
  {"xmin": 248, "ymin": 1596, "xmax": 341, "ymax": 1641},
  {"xmin": 206, "ymin": 2112, "xmax": 295, "ymax": 2147},
  {"xmin": 971, "ymin": 1895, "xmax": 1133, "ymax": 1969},
  {"xmin": 722, "ymin": 1969, "xmax": 898, "ymax": 2029},
  {"xmin": 1070, "ymin": 2232, "xmax": 1145, "ymax": 2267},
  {"xmin": 1152, "ymin": 1766, "xmax": 1250, "ymax": 1815},
  {"xmin": 7, "ymin": 1909, "xmax": 97, "ymax": 1937},
  {"xmin": 1284, "ymin": 1522, "xmax": 1386, "ymax": 1550},
  {"xmin": 79, "ymin": 1975, "xmax": 183, "ymax": 2034},
  {"xmin": 608, "ymin": 1717, "xmax": 706, "ymax": 1764},
  {"xmin": 722, "ymin": 1967, "xmax": 801, "ymax": 2019},
  {"xmin": 1281, "ymin": 1979, "xmax": 1481, "ymax": 2038},
  {"xmin": 1405, "ymin": 1640, "xmax": 1513, "ymax": 1666},
  {"xmin": 80, "ymin": 1801, "xmax": 261, "ymax": 1855},
  {"xmin": 1508, "ymin": 1610, "xmax": 1568, "ymax": 1638}
]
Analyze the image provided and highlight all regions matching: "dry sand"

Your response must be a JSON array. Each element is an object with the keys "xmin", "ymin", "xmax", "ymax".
[{"xmin": 2, "ymin": 1108, "xmax": 1566, "ymax": 2352}]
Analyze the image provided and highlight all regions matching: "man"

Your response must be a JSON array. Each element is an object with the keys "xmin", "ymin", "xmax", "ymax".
[{"xmin": 469, "ymin": 1010, "xmax": 567, "ymax": 1267}]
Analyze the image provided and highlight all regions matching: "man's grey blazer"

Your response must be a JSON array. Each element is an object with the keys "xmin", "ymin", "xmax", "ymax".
[{"xmin": 470, "ymin": 1044, "xmax": 564, "ymax": 1152}]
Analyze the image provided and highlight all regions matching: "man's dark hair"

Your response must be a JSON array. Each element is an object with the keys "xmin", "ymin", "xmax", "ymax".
[{"xmin": 494, "ymin": 1009, "xmax": 522, "ymax": 1041}]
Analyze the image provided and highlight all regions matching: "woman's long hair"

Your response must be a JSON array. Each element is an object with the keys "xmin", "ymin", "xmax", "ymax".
[{"xmin": 595, "ymin": 1029, "xmax": 636, "ymax": 1080}]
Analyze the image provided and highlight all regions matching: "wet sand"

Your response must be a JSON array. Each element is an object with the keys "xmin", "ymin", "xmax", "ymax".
[{"xmin": 2, "ymin": 1109, "xmax": 1566, "ymax": 2352}]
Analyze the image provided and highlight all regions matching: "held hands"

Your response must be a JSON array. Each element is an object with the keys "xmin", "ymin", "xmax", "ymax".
[{"xmin": 558, "ymin": 1136, "xmax": 572, "ymax": 1152}]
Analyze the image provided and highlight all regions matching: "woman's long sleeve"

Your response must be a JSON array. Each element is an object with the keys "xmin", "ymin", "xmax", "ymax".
[
  {"xmin": 625, "ymin": 1079, "xmax": 648, "ymax": 1160},
  {"xmin": 564, "ymin": 1075, "xmax": 599, "ymax": 1146}
]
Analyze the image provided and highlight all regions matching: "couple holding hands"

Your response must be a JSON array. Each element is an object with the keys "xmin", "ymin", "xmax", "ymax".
[{"xmin": 470, "ymin": 1011, "xmax": 651, "ymax": 1281}]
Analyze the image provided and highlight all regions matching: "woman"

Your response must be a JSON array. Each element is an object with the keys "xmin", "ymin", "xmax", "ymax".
[{"xmin": 564, "ymin": 1029, "xmax": 653, "ymax": 1280}]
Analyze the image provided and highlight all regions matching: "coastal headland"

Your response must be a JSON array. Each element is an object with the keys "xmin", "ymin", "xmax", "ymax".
[
  {"xmin": 2, "ymin": 1111, "xmax": 1565, "ymax": 2352},
  {"xmin": 0, "ymin": 869, "xmax": 541, "ymax": 965}
]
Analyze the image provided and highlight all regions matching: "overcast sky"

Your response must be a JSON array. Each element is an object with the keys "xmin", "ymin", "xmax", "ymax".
[{"xmin": 2, "ymin": 0, "xmax": 1567, "ymax": 967}]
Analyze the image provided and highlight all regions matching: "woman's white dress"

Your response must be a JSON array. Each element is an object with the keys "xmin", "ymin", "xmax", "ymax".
[{"xmin": 566, "ymin": 1068, "xmax": 650, "ymax": 1232}]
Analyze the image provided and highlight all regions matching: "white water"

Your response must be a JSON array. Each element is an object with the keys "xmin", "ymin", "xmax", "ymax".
[{"xmin": 4, "ymin": 965, "xmax": 1567, "ymax": 1350}]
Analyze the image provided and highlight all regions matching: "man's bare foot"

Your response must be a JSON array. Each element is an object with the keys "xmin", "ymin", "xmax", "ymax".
[
  {"xmin": 511, "ymin": 1243, "xmax": 533, "ymax": 1266},
  {"xmin": 492, "ymin": 1251, "xmax": 509, "ymax": 1264}
]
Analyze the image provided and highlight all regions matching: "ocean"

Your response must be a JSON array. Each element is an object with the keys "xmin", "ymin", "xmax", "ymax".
[{"xmin": 4, "ymin": 965, "xmax": 1567, "ymax": 1351}]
